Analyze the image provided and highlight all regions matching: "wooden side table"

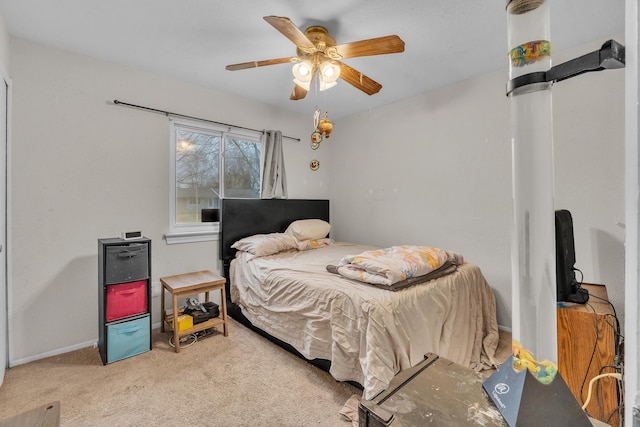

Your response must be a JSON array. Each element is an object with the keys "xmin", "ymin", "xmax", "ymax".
[
  {"xmin": 557, "ymin": 283, "xmax": 619, "ymax": 425},
  {"xmin": 160, "ymin": 270, "xmax": 228, "ymax": 353}
]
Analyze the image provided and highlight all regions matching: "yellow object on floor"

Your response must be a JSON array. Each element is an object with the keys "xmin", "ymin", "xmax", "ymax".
[{"xmin": 168, "ymin": 314, "xmax": 193, "ymax": 332}]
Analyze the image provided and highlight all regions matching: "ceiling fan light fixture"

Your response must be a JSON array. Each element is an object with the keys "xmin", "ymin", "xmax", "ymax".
[
  {"xmin": 292, "ymin": 61, "xmax": 312, "ymax": 80},
  {"xmin": 292, "ymin": 60, "xmax": 313, "ymax": 90},
  {"xmin": 226, "ymin": 17, "xmax": 405, "ymax": 101},
  {"xmin": 318, "ymin": 80, "xmax": 337, "ymax": 92},
  {"xmin": 293, "ymin": 78, "xmax": 311, "ymax": 91},
  {"xmin": 320, "ymin": 61, "xmax": 340, "ymax": 83}
]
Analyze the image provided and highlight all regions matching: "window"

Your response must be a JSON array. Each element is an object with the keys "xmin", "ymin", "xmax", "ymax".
[{"xmin": 167, "ymin": 118, "xmax": 262, "ymax": 244}]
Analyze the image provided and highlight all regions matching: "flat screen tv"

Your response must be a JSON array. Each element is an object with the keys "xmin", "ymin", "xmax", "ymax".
[{"xmin": 555, "ymin": 209, "xmax": 589, "ymax": 303}]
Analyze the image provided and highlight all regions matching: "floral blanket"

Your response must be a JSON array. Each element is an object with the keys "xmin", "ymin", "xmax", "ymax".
[{"xmin": 335, "ymin": 245, "xmax": 464, "ymax": 287}]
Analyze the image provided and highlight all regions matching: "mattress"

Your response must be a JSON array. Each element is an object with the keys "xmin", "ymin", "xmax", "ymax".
[{"xmin": 230, "ymin": 242, "xmax": 500, "ymax": 399}]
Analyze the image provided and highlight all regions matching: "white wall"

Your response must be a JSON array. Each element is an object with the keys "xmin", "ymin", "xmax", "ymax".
[
  {"xmin": 0, "ymin": 11, "xmax": 9, "ymax": 387},
  {"xmin": 8, "ymin": 38, "xmax": 329, "ymax": 364},
  {"xmin": 330, "ymin": 36, "xmax": 626, "ymax": 329},
  {"xmin": 553, "ymin": 37, "xmax": 626, "ymax": 323},
  {"xmin": 624, "ymin": 1, "xmax": 640, "ymax": 421},
  {"xmin": 0, "ymin": 13, "xmax": 8, "ymax": 69},
  {"xmin": 7, "ymin": 34, "xmax": 626, "ymax": 363}
]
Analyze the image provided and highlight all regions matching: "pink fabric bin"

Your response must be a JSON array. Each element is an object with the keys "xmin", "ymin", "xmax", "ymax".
[{"xmin": 106, "ymin": 280, "xmax": 148, "ymax": 322}]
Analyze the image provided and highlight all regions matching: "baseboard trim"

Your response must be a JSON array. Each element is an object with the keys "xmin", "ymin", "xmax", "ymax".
[
  {"xmin": 9, "ymin": 339, "xmax": 97, "ymax": 367},
  {"xmin": 9, "ymin": 322, "xmax": 510, "ymax": 367}
]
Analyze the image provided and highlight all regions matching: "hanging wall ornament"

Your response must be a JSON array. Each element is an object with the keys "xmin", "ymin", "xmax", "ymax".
[
  {"xmin": 311, "ymin": 130, "xmax": 322, "ymax": 149},
  {"xmin": 310, "ymin": 108, "xmax": 323, "ymax": 149},
  {"xmin": 318, "ymin": 111, "xmax": 333, "ymax": 138},
  {"xmin": 310, "ymin": 159, "xmax": 320, "ymax": 171}
]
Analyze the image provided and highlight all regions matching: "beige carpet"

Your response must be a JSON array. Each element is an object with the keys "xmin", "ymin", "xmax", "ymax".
[{"xmin": 0, "ymin": 319, "xmax": 512, "ymax": 426}]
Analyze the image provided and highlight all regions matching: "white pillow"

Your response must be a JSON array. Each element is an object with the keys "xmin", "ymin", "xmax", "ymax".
[
  {"xmin": 231, "ymin": 233, "xmax": 297, "ymax": 257},
  {"xmin": 285, "ymin": 219, "xmax": 331, "ymax": 241}
]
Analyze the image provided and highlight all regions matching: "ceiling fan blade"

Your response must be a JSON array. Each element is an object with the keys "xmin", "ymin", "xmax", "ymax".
[
  {"xmin": 263, "ymin": 16, "xmax": 316, "ymax": 50},
  {"xmin": 290, "ymin": 84, "xmax": 308, "ymax": 100},
  {"xmin": 226, "ymin": 57, "xmax": 298, "ymax": 71},
  {"xmin": 338, "ymin": 62, "xmax": 382, "ymax": 95},
  {"xmin": 329, "ymin": 35, "xmax": 405, "ymax": 60}
]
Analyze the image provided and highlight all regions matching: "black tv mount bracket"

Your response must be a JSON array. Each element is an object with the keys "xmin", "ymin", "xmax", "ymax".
[{"xmin": 506, "ymin": 39, "xmax": 626, "ymax": 95}]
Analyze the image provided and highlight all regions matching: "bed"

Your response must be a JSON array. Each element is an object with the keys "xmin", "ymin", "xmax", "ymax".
[{"xmin": 219, "ymin": 198, "xmax": 500, "ymax": 399}]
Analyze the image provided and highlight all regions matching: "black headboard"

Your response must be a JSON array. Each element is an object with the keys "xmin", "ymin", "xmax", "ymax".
[
  {"xmin": 219, "ymin": 198, "xmax": 330, "ymax": 262},
  {"xmin": 218, "ymin": 198, "xmax": 335, "ymax": 374}
]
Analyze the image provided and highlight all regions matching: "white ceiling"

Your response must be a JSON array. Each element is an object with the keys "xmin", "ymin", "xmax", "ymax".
[{"xmin": 0, "ymin": 0, "xmax": 625, "ymax": 120}]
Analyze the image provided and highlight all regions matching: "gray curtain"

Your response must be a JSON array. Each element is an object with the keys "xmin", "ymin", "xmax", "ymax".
[{"xmin": 261, "ymin": 130, "xmax": 288, "ymax": 199}]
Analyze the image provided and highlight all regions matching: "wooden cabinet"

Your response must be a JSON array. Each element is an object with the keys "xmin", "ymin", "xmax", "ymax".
[
  {"xmin": 98, "ymin": 238, "xmax": 152, "ymax": 364},
  {"xmin": 557, "ymin": 284, "xmax": 621, "ymax": 426}
]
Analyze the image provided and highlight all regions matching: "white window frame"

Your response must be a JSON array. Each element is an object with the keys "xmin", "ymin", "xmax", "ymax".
[{"xmin": 166, "ymin": 118, "xmax": 263, "ymax": 244}]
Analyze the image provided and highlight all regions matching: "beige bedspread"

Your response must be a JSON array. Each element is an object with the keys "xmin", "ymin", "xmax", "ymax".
[{"xmin": 230, "ymin": 242, "xmax": 499, "ymax": 399}]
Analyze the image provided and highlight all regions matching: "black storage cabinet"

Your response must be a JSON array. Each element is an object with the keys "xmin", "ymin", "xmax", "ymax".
[{"xmin": 98, "ymin": 237, "xmax": 152, "ymax": 364}]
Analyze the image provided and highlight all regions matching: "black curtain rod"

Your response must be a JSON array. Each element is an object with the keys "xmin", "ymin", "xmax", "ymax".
[{"xmin": 112, "ymin": 99, "xmax": 301, "ymax": 142}]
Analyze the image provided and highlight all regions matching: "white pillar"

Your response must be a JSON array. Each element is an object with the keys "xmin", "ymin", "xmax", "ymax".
[{"xmin": 624, "ymin": 0, "xmax": 639, "ymax": 425}]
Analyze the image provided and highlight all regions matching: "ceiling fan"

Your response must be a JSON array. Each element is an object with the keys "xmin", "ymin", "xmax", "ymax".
[{"xmin": 225, "ymin": 16, "xmax": 405, "ymax": 100}]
